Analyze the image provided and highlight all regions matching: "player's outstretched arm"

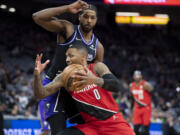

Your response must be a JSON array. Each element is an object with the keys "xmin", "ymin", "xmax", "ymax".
[
  {"xmin": 33, "ymin": 54, "xmax": 64, "ymax": 99},
  {"xmin": 32, "ymin": 0, "xmax": 88, "ymax": 33},
  {"xmin": 73, "ymin": 62, "xmax": 121, "ymax": 92}
]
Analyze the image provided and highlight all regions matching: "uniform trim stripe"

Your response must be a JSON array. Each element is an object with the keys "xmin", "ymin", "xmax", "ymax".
[
  {"xmin": 53, "ymin": 91, "xmax": 60, "ymax": 113},
  {"xmin": 72, "ymin": 97, "xmax": 117, "ymax": 114},
  {"xmin": 78, "ymin": 25, "xmax": 94, "ymax": 45},
  {"xmin": 58, "ymin": 31, "xmax": 77, "ymax": 46}
]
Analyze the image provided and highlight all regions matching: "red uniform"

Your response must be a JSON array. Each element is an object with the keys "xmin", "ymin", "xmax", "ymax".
[
  {"xmin": 130, "ymin": 80, "xmax": 152, "ymax": 126},
  {"xmin": 70, "ymin": 64, "xmax": 135, "ymax": 135}
]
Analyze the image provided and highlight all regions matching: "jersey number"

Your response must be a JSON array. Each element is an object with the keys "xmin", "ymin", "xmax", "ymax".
[
  {"xmin": 138, "ymin": 90, "xmax": 144, "ymax": 100},
  {"xmin": 93, "ymin": 89, "xmax": 101, "ymax": 100},
  {"xmin": 53, "ymin": 91, "xmax": 60, "ymax": 113}
]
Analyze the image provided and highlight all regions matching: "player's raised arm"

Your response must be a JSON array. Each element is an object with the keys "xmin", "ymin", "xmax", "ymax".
[
  {"xmin": 33, "ymin": 54, "xmax": 64, "ymax": 99},
  {"xmin": 94, "ymin": 41, "xmax": 104, "ymax": 63},
  {"xmin": 32, "ymin": 0, "xmax": 88, "ymax": 33}
]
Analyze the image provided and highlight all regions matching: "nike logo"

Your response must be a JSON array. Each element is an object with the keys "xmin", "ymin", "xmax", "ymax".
[
  {"xmin": 76, "ymin": 37, "xmax": 81, "ymax": 41},
  {"xmin": 90, "ymin": 45, "xmax": 96, "ymax": 50},
  {"xmin": 113, "ymin": 115, "xmax": 119, "ymax": 120}
]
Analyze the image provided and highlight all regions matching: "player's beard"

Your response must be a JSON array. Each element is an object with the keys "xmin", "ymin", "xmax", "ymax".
[{"xmin": 80, "ymin": 23, "xmax": 94, "ymax": 33}]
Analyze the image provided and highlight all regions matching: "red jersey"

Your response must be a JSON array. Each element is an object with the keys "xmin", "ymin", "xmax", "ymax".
[
  {"xmin": 130, "ymin": 80, "xmax": 151, "ymax": 108},
  {"xmin": 70, "ymin": 63, "xmax": 119, "ymax": 123}
]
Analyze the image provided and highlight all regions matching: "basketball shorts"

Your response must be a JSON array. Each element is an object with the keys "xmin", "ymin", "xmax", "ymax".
[
  {"xmin": 39, "ymin": 100, "xmax": 50, "ymax": 131},
  {"xmin": 133, "ymin": 106, "xmax": 152, "ymax": 126},
  {"xmin": 74, "ymin": 113, "xmax": 135, "ymax": 135}
]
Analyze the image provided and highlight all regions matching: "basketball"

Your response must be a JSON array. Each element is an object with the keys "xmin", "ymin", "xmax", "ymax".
[{"xmin": 62, "ymin": 64, "xmax": 87, "ymax": 92}]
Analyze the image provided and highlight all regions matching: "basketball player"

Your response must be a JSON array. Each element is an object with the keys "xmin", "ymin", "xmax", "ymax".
[
  {"xmin": 129, "ymin": 70, "xmax": 153, "ymax": 135},
  {"xmin": 33, "ymin": 44, "xmax": 135, "ymax": 135},
  {"xmin": 32, "ymin": 0, "xmax": 104, "ymax": 134}
]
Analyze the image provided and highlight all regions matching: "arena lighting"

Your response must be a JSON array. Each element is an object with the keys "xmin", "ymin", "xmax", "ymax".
[
  {"xmin": 0, "ymin": 4, "xmax": 7, "ymax": 9},
  {"xmin": 115, "ymin": 16, "xmax": 169, "ymax": 25},
  {"xmin": 176, "ymin": 87, "xmax": 180, "ymax": 92},
  {"xmin": 155, "ymin": 14, "xmax": 169, "ymax": 18},
  {"xmin": 116, "ymin": 12, "xmax": 140, "ymax": 17},
  {"xmin": 8, "ymin": 7, "xmax": 16, "ymax": 13},
  {"xmin": 132, "ymin": 16, "xmax": 169, "ymax": 25}
]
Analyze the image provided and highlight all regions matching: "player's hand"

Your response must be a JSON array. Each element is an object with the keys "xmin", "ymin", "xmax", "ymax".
[
  {"xmin": 68, "ymin": 0, "xmax": 89, "ymax": 14},
  {"xmin": 72, "ymin": 66, "xmax": 97, "ymax": 86},
  {"xmin": 34, "ymin": 53, "xmax": 50, "ymax": 76},
  {"xmin": 134, "ymin": 98, "xmax": 147, "ymax": 107}
]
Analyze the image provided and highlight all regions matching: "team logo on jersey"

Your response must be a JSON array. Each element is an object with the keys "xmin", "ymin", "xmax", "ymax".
[
  {"xmin": 45, "ymin": 102, "xmax": 50, "ymax": 112},
  {"xmin": 87, "ymin": 54, "xmax": 93, "ymax": 61},
  {"xmin": 73, "ymin": 84, "xmax": 97, "ymax": 94},
  {"xmin": 76, "ymin": 37, "xmax": 81, "ymax": 41},
  {"xmin": 140, "ymin": 85, "xmax": 143, "ymax": 89},
  {"xmin": 89, "ymin": 44, "xmax": 96, "ymax": 50},
  {"xmin": 44, "ymin": 121, "xmax": 48, "ymax": 126}
]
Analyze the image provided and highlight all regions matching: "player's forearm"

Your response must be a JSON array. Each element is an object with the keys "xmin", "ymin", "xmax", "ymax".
[
  {"xmin": 95, "ymin": 74, "xmax": 121, "ymax": 92},
  {"xmin": 134, "ymin": 98, "xmax": 147, "ymax": 107},
  {"xmin": 33, "ymin": 74, "xmax": 48, "ymax": 99},
  {"xmin": 32, "ymin": 5, "xmax": 69, "ymax": 21}
]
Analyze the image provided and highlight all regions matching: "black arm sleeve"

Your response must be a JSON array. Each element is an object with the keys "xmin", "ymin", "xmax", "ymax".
[{"xmin": 102, "ymin": 74, "xmax": 121, "ymax": 92}]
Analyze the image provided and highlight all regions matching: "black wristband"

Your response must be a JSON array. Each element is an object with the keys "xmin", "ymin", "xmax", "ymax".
[{"xmin": 102, "ymin": 74, "xmax": 121, "ymax": 92}]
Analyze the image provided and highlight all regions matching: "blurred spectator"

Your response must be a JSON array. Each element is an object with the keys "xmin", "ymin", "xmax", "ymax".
[{"xmin": 17, "ymin": 92, "xmax": 29, "ymax": 115}]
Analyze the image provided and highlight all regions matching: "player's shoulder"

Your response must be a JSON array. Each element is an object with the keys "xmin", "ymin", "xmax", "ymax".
[{"xmin": 142, "ymin": 80, "xmax": 147, "ymax": 84}]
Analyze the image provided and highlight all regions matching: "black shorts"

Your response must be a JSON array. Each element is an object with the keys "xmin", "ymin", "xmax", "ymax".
[{"xmin": 59, "ymin": 88, "xmax": 84, "ymax": 124}]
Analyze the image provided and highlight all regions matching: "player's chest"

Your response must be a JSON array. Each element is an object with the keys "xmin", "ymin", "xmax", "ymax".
[
  {"xmin": 132, "ymin": 85, "xmax": 144, "ymax": 95},
  {"xmin": 71, "ymin": 84, "xmax": 102, "ymax": 101}
]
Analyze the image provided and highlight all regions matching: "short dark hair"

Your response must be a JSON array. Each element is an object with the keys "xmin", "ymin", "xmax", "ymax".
[
  {"xmin": 133, "ymin": 70, "xmax": 142, "ymax": 76},
  {"xmin": 69, "ymin": 41, "xmax": 88, "ymax": 55},
  {"xmin": 79, "ymin": 4, "xmax": 97, "ymax": 15}
]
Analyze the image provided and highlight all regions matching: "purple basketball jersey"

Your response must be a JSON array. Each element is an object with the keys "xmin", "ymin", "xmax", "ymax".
[{"xmin": 39, "ymin": 78, "xmax": 59, "ymax": 131}]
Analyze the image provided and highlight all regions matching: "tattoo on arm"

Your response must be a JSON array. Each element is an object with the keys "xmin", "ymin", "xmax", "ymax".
[
  {"xmin": 94, "ymin": 62, "xmax": 110, "ymax": 77},
  {"xmin": 33, "ymin": 74, "xmax": 63, "ymax": 99},
  {"xmin": 94, "ymin": 62, "xmax": 121, "ymax": 92}
]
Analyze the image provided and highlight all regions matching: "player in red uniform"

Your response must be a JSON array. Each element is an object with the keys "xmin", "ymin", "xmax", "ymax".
[
  {"xmin": 129, "ymin": 70, "xmax": 153, "ymax": 135},
  {"xmin": 33, "ymin": 44, "xmax": 135, "ymax": 135}
]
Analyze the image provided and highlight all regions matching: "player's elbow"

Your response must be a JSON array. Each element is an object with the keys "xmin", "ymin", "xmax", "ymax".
[
  {"xmin": 32, "ymin": 13, "xmax": 38, "ymax": 21},
  {"xmin": 32, "ymin": 13, "xmax": 42, "ymax": 24},
  {"xmin": 102, "ymin": 74, "xmax": 122, "ymax": 93}
]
